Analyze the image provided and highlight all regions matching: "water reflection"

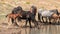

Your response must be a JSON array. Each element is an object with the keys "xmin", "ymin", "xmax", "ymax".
[
  {"xmin": 0, "ymin": 25, "xmax": 60, "ymax": 34},
  {"xmin": 20, "ymin": 25, "xmax": 60, "ymax": 34}
]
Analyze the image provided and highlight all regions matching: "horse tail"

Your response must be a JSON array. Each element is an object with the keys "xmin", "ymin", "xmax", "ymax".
[{"xmin": 6, "ymin": 15, "xmax": 8, "ymax": 17}]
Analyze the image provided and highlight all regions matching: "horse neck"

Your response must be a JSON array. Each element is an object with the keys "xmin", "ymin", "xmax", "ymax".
[
  {"xmin": 33, "ymin": 10, "xmax": 37, "ymax": 15},
  {"xmin": 56, "ymin": 10, "xmax": 59, "ymax": 15},
  {"xmin": 30, "ymin": 9, "xmax": 37, "ymax": 13}
]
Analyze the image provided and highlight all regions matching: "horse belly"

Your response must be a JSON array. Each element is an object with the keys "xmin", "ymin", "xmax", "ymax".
[{"xmin": 42, "ymin": 11, "xmax": 54, "ymax": 17}]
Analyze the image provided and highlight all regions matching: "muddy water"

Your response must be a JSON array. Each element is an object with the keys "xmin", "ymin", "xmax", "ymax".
[
  {"xmin": 0, "ymin": 15, "xmax": 60, "ymax": 34},
  {"xmin": 0, "ymin": 25, "xmax": 60, "ymax": 34}
]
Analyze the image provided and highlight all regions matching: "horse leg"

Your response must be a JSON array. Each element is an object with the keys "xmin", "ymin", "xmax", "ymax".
[
  {"xmin": 11, "ymin": 18, "xmax": 14, "ymax": 24},
  {"xmin": 53, "ymin": 18, "xmax": 56, "ymax": 24},
  {"xmin": 38, "ymin": 13, "xmax": 41, "ymax": 22},
  {"xmin": 49, "ymin": 18, "xmax": 51, "ymax": 24},
  {"xmin": 55, "ymin": 18, "xmax": 59, "ymax": 24},
  {"xmin": 55, "ymin": 19, "xmax": 57, "ymax": 24},
  {"xmin": 25, "ymin": 19, "xmax": 28, "ymax": 27},
  {"xmin": 29, "ymin": 19, "xmax": 32, "ymax": 28},
  {"xmin": 46, "ymin": 17, "xmax": 47, "ymax": 22},
  {"xmin": 18, "ymin": 17, "xmax": 21, "ymax": 22},
  {"xmin": 45, "ymin": 17, "xmax": 48, "ymax": 24},
  {"xmin": 13, "ymin": 18, "xmax": 19, "ymax": 27},
  {"xmin": 8, "ymin": 17, "xmax": 10, "ymax": 22},
  {"xmin": 42, "ymin": 16, "xmax": 44, "ymax": 23},
  {"xmin": 59, "ymin": 17, "xmax": 60, "ymax": 24},
  {"xmin": 58, "ymin": 17, "xmax": 60, "ymax": 24},
  {"xmin": 34, "ymin": 20, "xmax": 38, "ymax": 27}
]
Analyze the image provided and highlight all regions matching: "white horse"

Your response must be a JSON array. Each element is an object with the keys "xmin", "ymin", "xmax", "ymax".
[{"xmin": 38, "ymin": 9, "xmax": 59, "ymax": 24}]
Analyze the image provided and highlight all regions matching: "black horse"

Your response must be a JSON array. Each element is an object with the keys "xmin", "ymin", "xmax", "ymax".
[{"xmin": 16, "ymin": 6, "xmax": 38, "ymax": 28}]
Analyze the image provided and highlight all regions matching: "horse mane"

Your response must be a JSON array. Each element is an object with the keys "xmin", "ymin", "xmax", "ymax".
[
  {"xmin": 49, "ymin": 9, "xmax": 59, "ymax": 15},
  {"xmin": 30, "ymin": 6, "xmax": 37, "ymax": 15},
  {"xmin": 12, "ymin": 6, "xmax": 23, "ymax": 14}
]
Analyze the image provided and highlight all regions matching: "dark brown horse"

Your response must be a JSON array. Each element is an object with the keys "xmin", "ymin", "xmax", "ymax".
[{"xmin": 17, "ymin": 6, "xmax": 38, "ymax": 28}]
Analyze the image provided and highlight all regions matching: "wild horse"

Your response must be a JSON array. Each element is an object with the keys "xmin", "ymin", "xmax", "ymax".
[
  {"xmin": 17, "ymin": 6, "xmax": 38, "ymax": 28},
  {"xmin": 6, "ymin": 13, "xmax": 22, "ymax": 26},
  {"xmin": 6, "ymin": 6, "xmax": 22, "ymax": 26},
  {"xmin": 38, "ymin": 9, "xmax": 59, "ymax": 24}
]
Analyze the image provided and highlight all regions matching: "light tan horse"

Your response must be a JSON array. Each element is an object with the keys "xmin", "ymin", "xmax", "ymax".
[{"xmin": 52, "ymin": 13, "xmax": 59, "ymax": 23}]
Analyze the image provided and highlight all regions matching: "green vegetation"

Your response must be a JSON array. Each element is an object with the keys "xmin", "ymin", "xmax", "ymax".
[{"xmin": 26, "ymin": 2, "xmax": 30, "ymax": 4}]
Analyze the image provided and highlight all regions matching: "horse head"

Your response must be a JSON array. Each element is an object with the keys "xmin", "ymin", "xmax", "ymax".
[
  {"xmin": 16, "ymin": 6, "xmax": 23, "ymax": 13},
  {"xmin": 16, "ymin": 6, "xmax": 22, "ymax": 11},
  {"xmin": 12, "ymin": 6, "xmax": 23, "ymax": 14},
  {"xmin": 12, "ymin": 7, "xmax": 17, "ymax": 14},
  {"xmin": 30, "ymin": 6, "xmax": 37, "ymax": 15}
]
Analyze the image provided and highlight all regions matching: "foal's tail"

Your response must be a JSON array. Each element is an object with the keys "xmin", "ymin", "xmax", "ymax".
[{"xmin": 6, "ymin": 15, "xmax": 8, "ymax": 17}]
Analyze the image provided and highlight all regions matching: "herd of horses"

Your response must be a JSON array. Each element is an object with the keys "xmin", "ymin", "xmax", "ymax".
[{"xmin": 6, "ymin": 6, "xmax": 60, "ymax": 28}]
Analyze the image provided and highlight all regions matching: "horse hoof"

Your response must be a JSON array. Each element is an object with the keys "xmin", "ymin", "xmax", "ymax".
[
  {"xmin": 37, "ymin": 27, "xmax": 40, "ymax": 29},
  {"xmin": 30, "ymin": 26, "xmax": 32, "ymax": 28},
  {"xmin": 30, "ymin": 27, "xmax": 32, "ymax": 28},
  {"xmin": 16, "ymin": 25, "xmax": 19, "ymax": 27},
  {"xmin": 49, "ymin": 22, "xmax": 51, "ymax": 24},
  {"xmin": 22, "ymin": 25, "xmax": 27, "ymax": 28}
]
